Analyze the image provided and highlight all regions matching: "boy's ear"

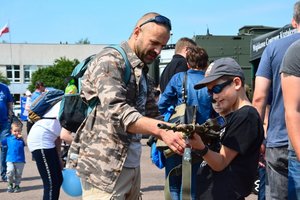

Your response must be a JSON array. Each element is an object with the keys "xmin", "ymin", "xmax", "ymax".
[
  {"xmin": 233, "ymin": 77, "xmax": 243, "ymax": 90},
  {"xmin": 291, "ymin": 18, "xmax": 298, "ymax": 29}
]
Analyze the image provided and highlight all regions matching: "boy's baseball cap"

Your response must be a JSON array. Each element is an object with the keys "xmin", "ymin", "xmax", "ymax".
[{"xmin": 194, "ymin": 57, "xmax": 245, "ymax": 89}]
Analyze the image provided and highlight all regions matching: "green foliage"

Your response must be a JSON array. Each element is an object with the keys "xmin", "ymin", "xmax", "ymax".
[
  {"xmin": 0, "ymin": 72, "xmax": 10, "ymax": 85},
  {"xmin": 76, "ymin": 38, "xmax": 90, "ymax": 44},
  {"xmin": 28, "ymin": 57, "xmax": 79, "ymax": 91}
]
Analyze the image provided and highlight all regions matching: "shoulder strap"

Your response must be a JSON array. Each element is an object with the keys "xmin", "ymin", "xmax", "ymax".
[
  {"xmin": 64, "ymin": 54, "xmax": 95, "ymax": 93},
  {"xmin": 181, "ymin": 72, "xmax": 188, "ymax": 103},
  {"xmin": 74, "ymin": 55, "xmax": 95, "ymax": 80},
  {"xmin": 41, "ymin": 117, "xmax": 57, "ymax": 120},
  {"xmin": 182, "ymin": 147, "xmax": 192, "ymax": 200},
  {"xmin": 87, "ymin": 45, "xmax": 132, "ymax": 113},
  {"xmin": 105, "ymin": 45, "xmax": 131, "ymax": 84}
]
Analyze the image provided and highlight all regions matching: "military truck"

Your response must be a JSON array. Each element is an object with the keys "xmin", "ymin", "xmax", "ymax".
[{"xmin": 249, "ymin": 24, "xmax": 296, "ymax": 86}]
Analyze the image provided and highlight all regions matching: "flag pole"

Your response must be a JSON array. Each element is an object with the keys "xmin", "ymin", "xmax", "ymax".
[{"xmin": 8, "ymin": 21, "xmax": 13, "ymax": 68}]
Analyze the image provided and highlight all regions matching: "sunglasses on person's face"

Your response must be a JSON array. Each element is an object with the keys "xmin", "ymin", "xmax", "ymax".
[
  {"xmin": 139, "ymin": 15, "xmax": 172, "ymax": 30},
  {"xmin": 208, "ymin": 79, "xmax": 233, "ymax": 96}
]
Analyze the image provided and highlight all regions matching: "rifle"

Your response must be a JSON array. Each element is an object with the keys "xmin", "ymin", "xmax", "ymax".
[{"xmin": 157, "ymin": 116, "xmax": 226, "ymax": 158}]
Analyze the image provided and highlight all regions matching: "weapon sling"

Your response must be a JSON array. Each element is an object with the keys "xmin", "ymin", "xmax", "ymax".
[{"xmin": 164, "ymin": 72, "xmax": 196, "ymax": 200}]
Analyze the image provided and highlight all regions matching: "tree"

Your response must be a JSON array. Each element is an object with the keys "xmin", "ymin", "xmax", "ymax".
[
  {"xmin": 76, "ymin": 38, "xmax": 90, "ymax": 44},
  {"xmin": 0, "ymin": 72, "xmax": 10, "ymax": 85},
  {"xmin": 28, "ymin": 57, "xmax": 79, "ymax": 91}
]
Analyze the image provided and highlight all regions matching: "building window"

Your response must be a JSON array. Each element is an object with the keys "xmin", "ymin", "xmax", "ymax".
[
  {"xmin": 24, "ymin": 65, "xmax": 38, "ymax": 83},
  {"xmin": 6, "ymin": 65, "xmax": 20, "ymax": 83}
]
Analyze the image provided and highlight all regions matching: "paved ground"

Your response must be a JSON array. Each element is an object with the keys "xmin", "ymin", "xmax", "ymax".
[{"xmin": 0, "ymin": 122, "xmax": 257, "ymax": 199}]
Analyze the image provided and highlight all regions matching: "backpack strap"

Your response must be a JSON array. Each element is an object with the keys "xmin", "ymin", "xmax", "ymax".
[
  {"xmin": 64, "ymin": 54, "xmax": 96, "ymax": 92},
  {"xmin": 87, "ymin": 45, "xmax": 132, "ymax": 114},
  {"xmin": 41, "ymin": 117, "xmax": 57, "ymax": 120},
  {"xmin": 105, "ymin": 45, "xmax": 131, "ymax": 84},
  {"xmin": 74, "ymin": 55, "xmax": 95, "ymax": 80}
]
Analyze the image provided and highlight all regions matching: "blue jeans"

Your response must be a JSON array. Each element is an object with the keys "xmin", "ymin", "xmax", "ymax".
[
  {"xmin": 258, "ymin": 166, "xmax": 266, "ymax": 200},
  {"xmin": 165, "ymin": 154, "xmax": 199, "ymax": 200},
  {"xmin": 0, "ymin": 120, "xmax": 11, "ymax": 180},
  {"xmin": 288, "ymin": 150, "xmax": 300, "ymax": 199},
  {"xmin": 265, "ymin": 147, "xmax": 288, "ymax": 200}
]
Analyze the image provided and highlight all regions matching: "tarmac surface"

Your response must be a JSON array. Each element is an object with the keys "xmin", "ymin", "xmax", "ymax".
[{"xmin": 0, "ymin": 122, "xmax": 257, "ymax": 200}]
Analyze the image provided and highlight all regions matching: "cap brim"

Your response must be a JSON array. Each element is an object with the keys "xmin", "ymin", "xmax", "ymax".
[{"xmin": 194, "ymin": 75, "xmax": 222, "ymax": 90}]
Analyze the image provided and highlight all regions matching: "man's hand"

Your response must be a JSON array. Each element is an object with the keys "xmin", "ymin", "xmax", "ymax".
[{"xmin": 160, "ymin": 130, "xmax": 185, "ymax": 155}]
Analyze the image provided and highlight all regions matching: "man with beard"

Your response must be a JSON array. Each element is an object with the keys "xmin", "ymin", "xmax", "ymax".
[{"xmin": 74, "ymin": 12, "xmax": 186, "ymax": 200}]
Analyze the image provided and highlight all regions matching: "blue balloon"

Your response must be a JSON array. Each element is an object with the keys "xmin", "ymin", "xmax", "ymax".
[{"xmin": 62, "ymin": 168, "xmax": 82, "ymax": 197}]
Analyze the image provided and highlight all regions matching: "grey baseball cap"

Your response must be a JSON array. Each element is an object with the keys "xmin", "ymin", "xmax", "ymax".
[{"xmin": 194, "ymin": 57, "xmax": 245, "ymax": 89}]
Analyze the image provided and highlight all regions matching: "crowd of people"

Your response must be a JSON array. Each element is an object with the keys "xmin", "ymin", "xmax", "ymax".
[{"xmin": 0, "ymin": 2, "xmax": 300, "ymax": 199}]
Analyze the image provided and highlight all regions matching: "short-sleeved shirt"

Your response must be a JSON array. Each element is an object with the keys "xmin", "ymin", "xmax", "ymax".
[
  {"xmin": 27, "ymin": 101, "xmax": 62, "ymax": 152},
  {"xmin": 2, "ymin": 135, "xmax": 25, "ymax": 163},
  {"xmin": 0, "ymin": 83, "xmax": 13, "ymax": 123},
  {"xmin": 256, "ymin": 33, "xmax": 300, "ymax": 147},
  {"xmin": 197, "ymin": 106, "xmax": 264, "ymax": 200},
  {"xmin": 281, "ymin": 39, "xmax": 300, "ymax": 77}
]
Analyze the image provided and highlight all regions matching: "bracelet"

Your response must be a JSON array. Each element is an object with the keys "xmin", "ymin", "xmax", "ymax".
[{"xmin": 195, "ymin": 145, "xmax": 209, "ymax": 157}]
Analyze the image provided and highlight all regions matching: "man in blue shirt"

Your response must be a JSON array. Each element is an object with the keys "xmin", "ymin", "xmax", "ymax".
[
  {"xmin": 31, "ymin": 81, "xmax": 45, "ymax": 102},
  {"xmin": 27, "ymin": 81, "xmax": 45, "ymax": 135},
  {"xmin": 252, "ymin": 1, "xmax": 300, "ymax": 199},
  {"xmin": 0, "ymin": 82, "xmax": 13, "ymax": 182}
]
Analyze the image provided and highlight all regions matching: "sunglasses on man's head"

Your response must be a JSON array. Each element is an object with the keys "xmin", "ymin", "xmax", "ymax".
[
  {"xmin": 208, "ymin": 79, "xmax": 233, "ymax": 96},
  {"xmin": 139, "ymin": 15, "xmax": 172, "ymax": 30}
]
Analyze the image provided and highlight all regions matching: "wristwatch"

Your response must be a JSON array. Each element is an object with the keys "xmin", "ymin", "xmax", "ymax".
[{"xmin": 195, "ymin": 145, "xmax": 209, "ymax": 157}]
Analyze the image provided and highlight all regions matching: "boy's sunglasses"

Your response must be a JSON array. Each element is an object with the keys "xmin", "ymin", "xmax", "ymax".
[
  {"xmin": 139, "ymin": 15, "xmax": 172, "ymax": 30},
  {"xmin": 208, "ymin": 79, "xmax": 233, "ymax": 95}
]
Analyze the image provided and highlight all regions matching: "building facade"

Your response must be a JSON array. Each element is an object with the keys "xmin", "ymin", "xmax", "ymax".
[{"xmin": 0, "ymin": 43, "xmax": 106, "ymax": 101}]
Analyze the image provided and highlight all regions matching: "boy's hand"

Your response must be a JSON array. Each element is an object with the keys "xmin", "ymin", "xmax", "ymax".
[
  {"xmin": 189, "ymin": 134, "xmax": 205, "ymax": 150},
  {"xmin": 16, "ymin": 134, "xmax": 22, "ymax": 139}
]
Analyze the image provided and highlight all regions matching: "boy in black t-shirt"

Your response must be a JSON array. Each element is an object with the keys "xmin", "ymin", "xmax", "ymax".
[{"xmin": 191, "ymin": 57, "xmax": 264, "ymax": 200}]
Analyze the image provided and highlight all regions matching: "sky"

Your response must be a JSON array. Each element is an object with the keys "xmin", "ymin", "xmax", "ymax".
[{"xmin": 0, "ymin": 0, "xmax": 297, "ymax": 45}]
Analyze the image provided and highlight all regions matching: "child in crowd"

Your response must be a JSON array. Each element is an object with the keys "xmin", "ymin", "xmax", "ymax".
[
  {"xmin": 190, "ymin": 57, "xmax": 264, "ymax": 200},
  {"xmin": 1, "ymin": 122, "xmax": 26, "ymax": 193}
]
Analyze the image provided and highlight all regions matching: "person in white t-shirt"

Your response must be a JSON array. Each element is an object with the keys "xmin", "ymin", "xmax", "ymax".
[{"xmin": 27, "ymin": 101, "xmax": 63, "ymax": 200}]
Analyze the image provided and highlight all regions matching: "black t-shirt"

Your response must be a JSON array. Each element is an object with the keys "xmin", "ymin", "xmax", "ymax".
[
  {"xmin": 196, "ymin": 106, "xmax": 264, "ymax": 200},
  {"xmin": 159, "ymin": 54, "xmax": 188, "ymax": 93}
]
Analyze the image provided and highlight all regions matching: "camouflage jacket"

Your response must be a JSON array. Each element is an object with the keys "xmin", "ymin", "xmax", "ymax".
[{"xmin": 75, "ymin": 41, "xmax": 160, "ymax": 193}]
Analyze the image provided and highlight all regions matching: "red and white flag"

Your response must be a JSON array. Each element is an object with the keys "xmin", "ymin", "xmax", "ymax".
[{"xmin": 0, "ymin": 24, "xmax": 9, "ymax": 37}]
